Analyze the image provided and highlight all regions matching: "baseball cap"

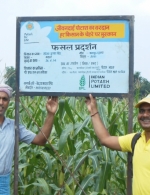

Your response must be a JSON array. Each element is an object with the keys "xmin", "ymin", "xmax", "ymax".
[{"xmin": 135, "ymin": 94, "xmax": 150, "ymax": 108}]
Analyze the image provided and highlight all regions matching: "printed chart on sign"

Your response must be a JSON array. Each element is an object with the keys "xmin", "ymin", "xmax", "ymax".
[{"xmin": 17, "ymin": 16, "xmax": 132, "ymax": 96}]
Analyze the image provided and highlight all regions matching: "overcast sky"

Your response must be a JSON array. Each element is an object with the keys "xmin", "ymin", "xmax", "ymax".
[{"xmin": 0, "ymin": 0, "xmax": 150, "ymax": 81}]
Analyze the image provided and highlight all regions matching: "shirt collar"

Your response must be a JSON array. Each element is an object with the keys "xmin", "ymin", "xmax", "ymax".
[
  {"xmin": 141, "ymin": 130, "xmax": 150, "ymax": 143},
  {"xmin": 1, "ymin": 117, "xmax": 11, "ymax": 129}
]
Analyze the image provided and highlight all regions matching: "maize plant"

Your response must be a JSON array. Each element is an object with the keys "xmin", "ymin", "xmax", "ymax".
[{"xmin": 5, "ymin": 94, "xmax": 141, "ymax": 195}]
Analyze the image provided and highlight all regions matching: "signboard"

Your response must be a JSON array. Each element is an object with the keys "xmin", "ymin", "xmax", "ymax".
[{"xmin": 16, "ymin": 16, "xmax": 134, "ymax": 96}]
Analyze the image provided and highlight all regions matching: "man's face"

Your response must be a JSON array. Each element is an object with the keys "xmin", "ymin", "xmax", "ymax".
[
  {"xmin": 0, "ymin": 92, "xmax": 10, "ymax": 117},
  {"xmin": 138, "ymin": 103, "xmax": 150, "ymax": 131}
]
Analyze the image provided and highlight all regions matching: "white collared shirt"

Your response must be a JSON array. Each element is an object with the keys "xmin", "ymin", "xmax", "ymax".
[{"xmin": 0, "ymin": 117, "xmax": 36, "ymax": 175}]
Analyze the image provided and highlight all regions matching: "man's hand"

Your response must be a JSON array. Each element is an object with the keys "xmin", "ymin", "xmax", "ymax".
[
  {"xmin": 85, "ymin": 94, "xmax": 121, "ymax": 151},
  {"xmin": 46, "ymin": 96, "xmax": 58, "ymax": 115},
  {"xmin": 85, "ymin": 94, "xmax": 98, "ymax": 115},
  {"xmin": 32, "ymin": 96, "xmax": 58, "ymax": 146}
]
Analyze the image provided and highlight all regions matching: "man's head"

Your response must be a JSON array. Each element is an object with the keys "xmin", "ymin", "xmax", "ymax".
[
  {"xmin": 135, "ymin": 94, "xmax": 150, "ymax": 131},
  {"xmin": 0, "ymin": 84, "xmax": 13, "ymax": 117},
  {"xmin": 0, "ymin": 84, "xmax": 13, "ymax": 98}
]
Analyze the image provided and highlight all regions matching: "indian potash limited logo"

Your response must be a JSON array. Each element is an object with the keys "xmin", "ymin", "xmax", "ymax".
[
  {"xmin": 26, "ymin": 22, "xmax": 34, "ymax": 30},
  {"xmin": 79, "ymin": 75, "xmax": 86, "ymax": 90}
]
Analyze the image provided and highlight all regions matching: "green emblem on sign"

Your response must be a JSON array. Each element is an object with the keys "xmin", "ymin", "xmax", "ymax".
[{"xmin": 79, "ymin": 75, "xmax": 86, "ymax": 90}]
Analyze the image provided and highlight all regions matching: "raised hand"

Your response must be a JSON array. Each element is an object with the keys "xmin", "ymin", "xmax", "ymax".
[
  {"xmin": 85, "ymin": 94, "xmax": 98, "ymax": 115},
  {"xmin": 46, "ymin": 96, "xmax": 58, "ymax": 115}
]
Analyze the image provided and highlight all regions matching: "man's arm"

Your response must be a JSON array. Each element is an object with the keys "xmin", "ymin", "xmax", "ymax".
[
  {"xmin": 85, "ymin": 94, "xmax": 121, "ymax": 151},
  {"xmin": 32, "ymin": 96, "xmax": 58, "ymax": 146}
]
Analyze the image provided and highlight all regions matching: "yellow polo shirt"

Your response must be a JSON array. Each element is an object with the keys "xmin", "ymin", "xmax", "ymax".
[{"xmin": 119, "ymin": 131, "xmax": 150, "ymax": 195}]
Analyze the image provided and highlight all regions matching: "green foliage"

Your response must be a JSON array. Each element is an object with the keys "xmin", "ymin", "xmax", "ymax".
[
  {"xmin": 6, "ymin": 95, "xmax": 142, "ymax": 195},
  {"xmin": 134, "ymin": 71, "xmax": 150, "ymax": 98}
]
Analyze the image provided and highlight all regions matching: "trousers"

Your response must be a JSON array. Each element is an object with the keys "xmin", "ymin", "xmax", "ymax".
[{"xmin": 0, "ymin": 173, "xmax": 10, "ymax": 195}]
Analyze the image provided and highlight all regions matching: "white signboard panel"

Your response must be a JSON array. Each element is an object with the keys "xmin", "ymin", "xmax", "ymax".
[{"xmin": 16, "ymin": 16, "xmax": 133, "ymax": 96}]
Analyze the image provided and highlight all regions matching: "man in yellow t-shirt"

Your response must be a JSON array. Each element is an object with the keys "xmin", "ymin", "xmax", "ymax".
[{"xmin": 85, "ymin": 94, "xmax": 150, "ymax": 195}]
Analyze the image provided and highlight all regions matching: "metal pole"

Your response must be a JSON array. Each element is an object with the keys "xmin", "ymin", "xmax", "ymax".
[
  {"xmin": 14, "ymin": 17, "xmax": 20, "ymax": 194},
  {"xmin": 127, "ymin": 15, "xmax": 134, "ymax": 195}
]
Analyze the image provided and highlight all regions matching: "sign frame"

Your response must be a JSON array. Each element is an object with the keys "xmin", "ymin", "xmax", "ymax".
[{"xmin": 16, "ymin": 15, "xmax": 134, "ymax": 98}]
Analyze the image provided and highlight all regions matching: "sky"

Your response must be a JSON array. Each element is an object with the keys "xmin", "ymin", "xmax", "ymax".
[{"xmin": 0, "ymin": 0, "xmax": 150, "ymax": 82}]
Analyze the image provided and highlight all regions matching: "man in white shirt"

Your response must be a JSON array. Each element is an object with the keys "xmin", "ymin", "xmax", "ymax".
[{"xmin": 0, "ymin": 84, "xmax": 58, "ymax": 195}]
